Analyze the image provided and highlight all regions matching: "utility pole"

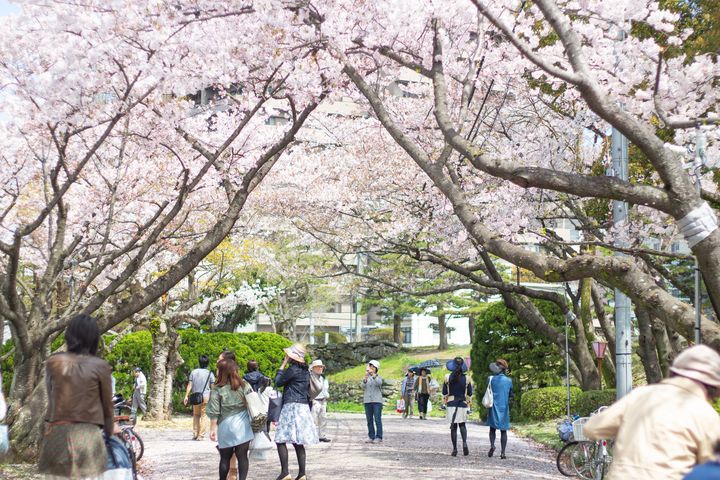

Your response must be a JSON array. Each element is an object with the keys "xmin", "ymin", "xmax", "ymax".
[
  {"xmin": 693, "ymin": 125, "xmax": 706, "ymax": 344},
  {"xmin": 611, "ymin": 126, "xmax": 633, "ymax": 399}
]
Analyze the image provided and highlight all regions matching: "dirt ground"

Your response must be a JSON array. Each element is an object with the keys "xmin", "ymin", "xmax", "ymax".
[{"xmin": 139, "ymin": 413, "xmax": 565, "ymax": 480}]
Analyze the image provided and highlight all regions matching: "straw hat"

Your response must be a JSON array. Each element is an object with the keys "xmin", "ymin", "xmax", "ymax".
[
  {"xmin": 310, "ymin": 359, "xmax": 325, "ymax": 371},
  {"xmin": 670, "ymin": 345, "xmax": 720, "ymax": 387},
  {"xmin": 283, "ymin": 343, "xmax": 307, "ymax": 363}
]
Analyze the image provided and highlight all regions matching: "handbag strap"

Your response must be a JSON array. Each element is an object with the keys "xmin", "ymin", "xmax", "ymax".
[{"xmin": 199, "ymin": 369, "xmax": 212, "ymax": 394}]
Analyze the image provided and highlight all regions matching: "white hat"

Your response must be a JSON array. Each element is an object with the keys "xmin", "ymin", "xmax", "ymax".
[
  {"xmin": 310, "ymin": 359, "xmax": 325, "ymax": 370},
  {"xmin": 670, "ymin": 345, "xmax": 720, "ymax": 387},
  {"xmin": 368, "ymin": 360, "xmax": 380, "ymax": 370}
]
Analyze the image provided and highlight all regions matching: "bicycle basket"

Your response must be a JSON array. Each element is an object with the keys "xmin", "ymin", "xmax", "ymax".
[
  {"xmin": 572, "ymin": 417, "xmax": 590, "ymax": 442},
  {"xmin": 557, "ymin": 419, "xmax": 574, "ymax": 442}
]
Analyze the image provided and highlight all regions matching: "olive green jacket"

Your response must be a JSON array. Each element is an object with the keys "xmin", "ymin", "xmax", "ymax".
[{"xmin": 206, "ymin": 383, "xmax": 252, "ymax": 424}]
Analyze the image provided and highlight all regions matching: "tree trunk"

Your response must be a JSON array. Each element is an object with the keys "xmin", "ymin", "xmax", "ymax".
[
  {"xmin": 392, "ymin": 312, "xmax": 402, "ymax": 344},
  {"xmin": 163, "ymin": 331, "xmax": 183, "ymax": 418},
  {"xmin": 146, "ymin": 319, "xmax": 181, "ymax": 421},
  {"xmin": 652, "ymin": 318, "xmax": 673, "ymax": 378},
  {"xmin": 437, "ymin": 306, "xmax": 448, "ymax": 351},
  {"xmin": 468, "ymin": 314, "xmax": 475, "ymax": 344},
  {"xmin": 635, "ymin": 309, "xmax": 663, "ymax": 384},
  {"xmin": 7, "ymin": 344, "xmax": 49, "ymax": 461}
]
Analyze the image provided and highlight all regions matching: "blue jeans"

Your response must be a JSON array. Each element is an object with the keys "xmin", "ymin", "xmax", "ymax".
[{"xmin": 364, "ymin": 403, "xmax": 383, "ymax": 440}]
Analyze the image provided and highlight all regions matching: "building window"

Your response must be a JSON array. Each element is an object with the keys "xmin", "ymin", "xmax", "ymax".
[{"xmin": 401, "ymin": 327, "xmax": 412, "ymax": 344}]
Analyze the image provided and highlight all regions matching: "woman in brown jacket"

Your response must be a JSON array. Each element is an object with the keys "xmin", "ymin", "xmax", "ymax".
[{"xmin": 38, "ymin": 314, "xmax": 115, "ymax": 479}]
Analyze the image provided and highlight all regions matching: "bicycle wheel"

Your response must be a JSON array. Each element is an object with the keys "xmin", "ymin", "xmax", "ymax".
[
  {"xmin": 572, "ymin": 441, "xmax": 599, "ymax": 480},
  {"xmin": 127, "ymin": 428, "xmax": 144, "ymax": 461},
  {"xmin": 556, "ymin": 442, "xmax": 580, "ymax": 477}
]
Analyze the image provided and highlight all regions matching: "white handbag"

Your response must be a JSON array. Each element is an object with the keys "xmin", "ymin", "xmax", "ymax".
[{"xmin": 482, "ymin": 376, "xmax": 494, "ymax": 408}]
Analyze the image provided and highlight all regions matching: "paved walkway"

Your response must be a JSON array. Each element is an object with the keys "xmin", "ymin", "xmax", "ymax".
[{"xmin": 140, "ymin": 413, "xmax": 563, "ymax": 480}]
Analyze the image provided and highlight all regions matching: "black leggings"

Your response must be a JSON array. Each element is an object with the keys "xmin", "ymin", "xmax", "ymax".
[
  {"xmin": 276, "ymin": 443, "xmax": 306, "ymax": 479},
  {"xmin": 489, "ymin": 428, "xmax": 508, "ymax": 453},
  {"xmin": 219, "ymin": 441, "xmax": 250, "ymax": 480},
  {"xmin": 450, "ymin": 422, "xmax": 467, "ymax": 450}
]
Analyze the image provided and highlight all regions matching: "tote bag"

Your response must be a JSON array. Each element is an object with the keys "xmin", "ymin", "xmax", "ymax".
[
  {"xmin": 482, "ymin": 376, "xmax": 494, "ymax": 408},
  {"xmin": 244, "ymin": 390, "xmax": 268, "ymax": 433}
]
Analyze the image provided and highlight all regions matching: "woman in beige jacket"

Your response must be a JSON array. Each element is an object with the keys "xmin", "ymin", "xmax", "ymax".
[{"xmin": 584, "ymin": 345, "xmax": 720, "ymax": 480}]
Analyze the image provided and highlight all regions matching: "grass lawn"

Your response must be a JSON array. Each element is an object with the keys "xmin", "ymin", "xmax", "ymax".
[
  {"xmin": 327, "ymin": 345, "xmax": 471, "ymax": 383},
  {"xmin": 513, "ymin": 419, "xmax": 564, "ymax": 451}
]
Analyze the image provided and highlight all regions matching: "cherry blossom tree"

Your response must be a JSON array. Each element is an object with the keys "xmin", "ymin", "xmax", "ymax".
[
  {"xmin": 318, "ymin": 0, "xmax": 720, "ymax": 350},
  {"xmin": 0, "ymin": 0, "xmax": 328, "ymax": 456}
]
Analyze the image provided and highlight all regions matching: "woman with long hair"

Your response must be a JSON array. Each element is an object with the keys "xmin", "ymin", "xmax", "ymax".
[
  {"xmin": 39, "ymin": 314, "xmax": 115, "ymax": 479},
  {"xmin": 487, "ymin": 359, "xmax": 513, "ymax": 459},
  {"xmin": 206, "ymin": 359, "xmax": 254, "ymax": 480},
  {"xmin": 273, "ymin": 344, "xmax": 318, "ymax": 480},
  {"xmin": 442, "ymin": 357, "xmax": 473, "ymax": 457}
]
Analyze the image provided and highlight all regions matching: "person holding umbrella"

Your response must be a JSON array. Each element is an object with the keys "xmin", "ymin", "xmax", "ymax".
[{"xmin": 443, "ymin": 357, "xmax": 473, "ymax": 457}]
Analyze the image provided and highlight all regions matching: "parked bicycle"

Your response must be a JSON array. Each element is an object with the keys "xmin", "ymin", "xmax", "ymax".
[
  {"xmin": 556, "ymin": 407, "xmax": 613, "ymax": 480},
  {"xmin": 113, "ymin": 393, "xmax": 145, "ymax": 462}
]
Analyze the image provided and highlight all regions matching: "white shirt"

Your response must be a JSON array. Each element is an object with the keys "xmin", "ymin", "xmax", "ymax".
[{"xmin": 135, "ymin": 371, "xmax": 147, "ymax": 395}]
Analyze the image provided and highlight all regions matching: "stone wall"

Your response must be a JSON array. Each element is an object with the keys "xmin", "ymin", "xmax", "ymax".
[
  {"xmin": 329, "ymin": 378, "xmax": 400, "ymax": 403},
  {"xmin": 309, "ymin": 340, "xmax": 403, "ymax": 373}
]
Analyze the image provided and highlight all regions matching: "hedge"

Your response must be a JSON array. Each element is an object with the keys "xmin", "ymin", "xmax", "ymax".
[
  {"xmin": 521, "ymin": 386, "xmax": 582, "ymax": 420},
  {"xmin": 575, "ymin": 389, "xmax": 617, "ymax": 416},
  {"xmin": 520, "ymin": 386, "xmax": 618, "ymax": 420},
  {"xmin": 369, "ymin": 327, "xmax": 403, "ymax": 343},
  {"xmin": 1, "ymin": 330, "xmax": 292, "ymax": 407},
  {"xmin": 313, "ymin": 330, "xmax": 347, "ymax": 344}
]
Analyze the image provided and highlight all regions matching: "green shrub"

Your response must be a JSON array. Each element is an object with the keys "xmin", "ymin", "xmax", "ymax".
[
  {"xmin": 104, "ymin": 331, "xmax": 153, "ymax": 397},
  {"xmin": 470, "ymin": 301, "xmax": 567, "ymax": 417},
  {"xmin": 313, "ymin": 330, "xmax": 347, "ymax": 344},
  {"xmin": 576, "ymin": 390, "xmax": 617, "ymax": 416},
  {"xmin": 369, "ymin": 327, "xmax": 402, "ymax": 343},
  {"xmin": 521, "ymin": 386, "xmax": 582, "ymax": 420}
]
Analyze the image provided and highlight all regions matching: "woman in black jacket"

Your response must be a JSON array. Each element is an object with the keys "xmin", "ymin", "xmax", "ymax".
[{"xmin": 273, "ymin": 344, "xmax": 318, "ymax": 480}]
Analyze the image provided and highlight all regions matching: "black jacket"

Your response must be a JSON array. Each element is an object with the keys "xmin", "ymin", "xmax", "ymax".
[
  {"xmin": 275, "ymin": 363, "xmax": 310, "ymax": 405},
  {"xmin": 243, "ymin": 370, "xmax": 269, "ymax": 392}
]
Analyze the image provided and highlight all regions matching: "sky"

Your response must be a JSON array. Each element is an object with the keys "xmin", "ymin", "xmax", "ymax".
[{"xmin": 0, "ymin": 0, "xmax": 19, "ymax": 16}]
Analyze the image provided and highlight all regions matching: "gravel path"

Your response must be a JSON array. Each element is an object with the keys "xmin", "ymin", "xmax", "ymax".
[{"xmin": 139, "ymin": 413, "xmax": 564, "ymax": 480}]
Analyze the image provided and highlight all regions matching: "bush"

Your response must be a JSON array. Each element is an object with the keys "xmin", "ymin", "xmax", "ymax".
[
  {"xmin": 313, "ymin": 330, "xmax": 347, "ymax": 344},
  {"xmin": 521, "ymin": 386, "xmax": 582, "ymax": 420},
  {"xmin": 575, "ymin": 390, "xmax": 617, "ymax": 416},
  {"xmin": 470, "ymin": 301, "xmax": 567, "ymax": 415},
  {"xmin": 369, "ymin": 327, "xmax": 403, "ymax": 343},
  {"xmin": 104, "ymin": 331, "xmax": 153, "ymax": 397}
]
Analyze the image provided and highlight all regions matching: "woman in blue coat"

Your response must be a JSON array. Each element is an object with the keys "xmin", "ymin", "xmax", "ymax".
[{"xmin": 486, "ymin": 359, "xmax": 513, "ymax": 459}]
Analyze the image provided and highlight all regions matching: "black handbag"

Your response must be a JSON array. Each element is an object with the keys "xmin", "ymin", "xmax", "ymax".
[
  {"xmin": 189, "ymin": 369, "xmax": 212, "ymax": 406},
  {"xmin": 267, "ymin": 392, "xmax": 283, "ymax": 422}
]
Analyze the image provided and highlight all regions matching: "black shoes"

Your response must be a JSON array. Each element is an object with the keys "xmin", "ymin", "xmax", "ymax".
[
  {"xmin": 488, "ymin": 446, "xmax": 495, "ymax": 457},
  {"xmin": 451, "ymin": 450, "xmax": 457, "ymax": 457},
  {"xmin": 463, "ymin": 444, "xmax": 469, "ymax": 456},
  {"xmin": 319, "ymin": 438, "xmax": 331, "ymax": 443},
  {"xmin": 500, "ymin": 453, "xmax": 507, "ymax": 459}
]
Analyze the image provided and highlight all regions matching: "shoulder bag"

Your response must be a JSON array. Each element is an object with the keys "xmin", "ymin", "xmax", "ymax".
[
  {"xmin": 482, "ymin": 375, "xmax": 494, "ymax": 408},
  {"xmin": 309, "ymin": 373, "xmax": 324, "ymax": 400},
  {"xmin": 244, "ymin": 387, "xmax": 269, "ymax": 433},
  {"xmin": 189, "ymin": 369, "xmax": 212, "ymax": 406}
]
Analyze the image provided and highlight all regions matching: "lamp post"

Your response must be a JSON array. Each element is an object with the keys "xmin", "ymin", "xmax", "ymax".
[{"xmin": 592, "ymin": 341, "xmax": 608, "ymax": 390}]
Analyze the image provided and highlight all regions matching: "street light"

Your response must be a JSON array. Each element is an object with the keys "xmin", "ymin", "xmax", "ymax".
[{"xmin": 592, "ymin": 341, "xmax": 608, "ymax": 390}]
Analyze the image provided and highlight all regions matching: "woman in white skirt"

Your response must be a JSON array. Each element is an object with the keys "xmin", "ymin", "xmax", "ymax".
[
  {"xmin": 442, "ymin": 357, "xmax": 473, "ymax": 457},
  {"xmin": 274, "ymin": 344, "xmax": 318, "ymax": 480},
  {"xmin": 206, "ymin": 359, "xmax": 254, "ymax": 480}
]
